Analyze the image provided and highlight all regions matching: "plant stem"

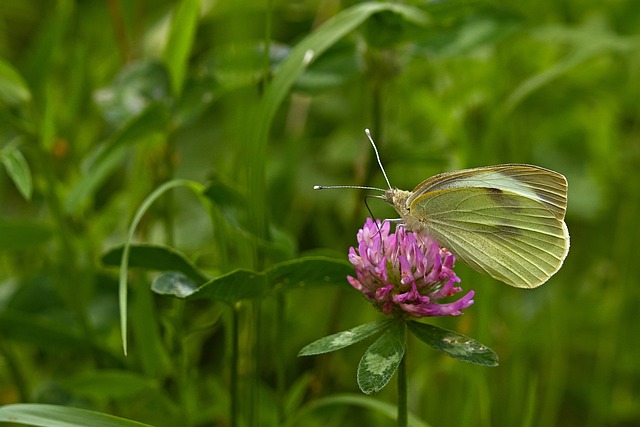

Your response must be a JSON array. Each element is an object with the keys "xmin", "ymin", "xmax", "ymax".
[
  {"xmin": 275, "ymin": 293, "xmax": 286, "ymax": 424},
  {"xmin": 397, "ymin": 349, "xmax": 408, "ymax": 427},
  {"xmin": 230, "ymin": 306, "xmax": 240, "ymax": 427}
]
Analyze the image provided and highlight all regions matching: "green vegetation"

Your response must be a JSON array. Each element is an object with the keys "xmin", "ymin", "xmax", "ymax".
[{"xmin": 1, "ymin": 1, "xmax": 639, "ymax": 426}]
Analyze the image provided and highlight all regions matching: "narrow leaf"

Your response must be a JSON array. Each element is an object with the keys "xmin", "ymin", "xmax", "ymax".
[
  {"xmin": 151, "ymin": 271, "xmax": 199, "ymax": 298},
  {"xmin": 357, "ymin": 320, "xmax": 406, "ymax": 394},
  {"xmin": 246, "ymin": 1, "xmax": 429, "ymax": 243},
  {"xmin": 0, "ymin": 56, "xmax": 32, "ymax": 105},
  {"xmin": 163, "ymin": 0, "xmax": 200, "ymax": 96},
  {"xmin": 118, "ymin": 179, "xmax": 205, "ymax": 355},
  {"xmin": 266, "ymin": 256, "xmax": 353, "ymax": 291},
  {"xmin": 1, "ymin": 145, "xmax": 32, "ymax": 200},
  {"xmin": 0, "ymin": 403, "xmax": 153, "ymax": 427},
  {"xmin": 407, "ymin": 321, "xmax": 499, "ymax": 367},
  {"xmin": 187, "ymin": 269, "xmax": 268, "ymax": 304},
  {"xmin": 102, "ymin": 243, "xmax": 208, "ymax": 283},
  {"xmin": 299, "ymin": 319, "xmax": 393, "ymax": 356}
]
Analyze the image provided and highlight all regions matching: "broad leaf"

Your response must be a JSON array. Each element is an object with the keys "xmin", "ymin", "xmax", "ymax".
[
  {"xmin": 94, "ymin": 61, "xmax": 171, "ymax": 126},
  {"xmin": 357, "ymin": 320, "xmax": 406, "ymax": 394},
  {"xmin": 266, "ymin": 256, "xmax": 353, "ymax": 291},
  {"xmin": 102, "ymin": 244, "xmax": 208, "ymax": 283},
  {"xmin": 407, "ymin": 321, "xmax": 498, "ymax": 367},
  {"xmin": 187, "ymin": 269, "xmax": 268, "ymax": 304},
  {"xmin": 299, "ymin": 319, "xmax": 393, "ymax": 356},
  {"xmin": 151, "ymin": 271, "xmax": 199, "ymax": 298}
]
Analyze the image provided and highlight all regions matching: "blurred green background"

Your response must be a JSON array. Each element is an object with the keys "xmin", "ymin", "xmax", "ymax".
[{"xmin": 1, "ymin": 0, "xmax": 639, "ymax": 426}]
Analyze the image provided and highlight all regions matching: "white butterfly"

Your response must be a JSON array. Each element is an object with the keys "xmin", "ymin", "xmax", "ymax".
[{"xmin": 316, "ymin": 130, "xmax": 569, "ymax": 288}]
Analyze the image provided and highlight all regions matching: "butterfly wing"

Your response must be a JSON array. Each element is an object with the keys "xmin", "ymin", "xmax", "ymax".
[
  {"xmin": 408, "ymin": 164, "xmax": 567, "ymax": 221},
  {"xmin": 408, "ymin": 183, "xmax": 569, "ymax": 288}
]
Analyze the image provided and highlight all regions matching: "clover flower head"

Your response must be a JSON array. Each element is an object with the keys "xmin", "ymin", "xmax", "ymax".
[{"xmin": 347, "ymin": 218, "xmax": 474, "ymax": 317}]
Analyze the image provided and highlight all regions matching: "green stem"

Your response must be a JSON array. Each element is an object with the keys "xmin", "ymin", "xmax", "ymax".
[
  {"xmin": 275, "ymin": 293, "xmax": 286, "ymax": 424},
  {"xmin": 230, "ymin": 305, "xmax": 239, "ymax": 427},
  {"xmin": 397, "ymin": 347, "xmax": 407, "ymax": 427}
]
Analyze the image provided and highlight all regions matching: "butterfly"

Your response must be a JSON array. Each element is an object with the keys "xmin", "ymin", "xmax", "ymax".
[{"xmin": 315, "ymin": 130, "xmax": 570, "ymax": 288}]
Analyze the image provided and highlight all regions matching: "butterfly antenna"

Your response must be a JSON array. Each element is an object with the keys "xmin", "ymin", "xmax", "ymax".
[
  {"xmin": 313, "ymin": 185, "xmax": 386, "ymax": 191},
  {"xmin": 365, "ymin": 129, "xmax": 392, "ymax": 190}
]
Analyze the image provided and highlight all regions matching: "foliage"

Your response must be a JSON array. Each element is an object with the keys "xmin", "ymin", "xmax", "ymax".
[{"xmin": 1, "ymin": 0, "xmax": 640, "ymax": 426}]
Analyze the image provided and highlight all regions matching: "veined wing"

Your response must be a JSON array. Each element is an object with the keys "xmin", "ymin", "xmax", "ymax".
[
  {"xmin": 408, "ymin": 164, "xmax": 567, "ymax": 221},
  {"xmin": 409, "ymin": 187, "xmax": 570, "ymax": 288}
]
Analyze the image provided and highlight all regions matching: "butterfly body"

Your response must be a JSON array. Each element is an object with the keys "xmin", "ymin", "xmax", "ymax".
[{"xmin": 383, "ymin": 164, "xmax": 570, "ymax": 289}]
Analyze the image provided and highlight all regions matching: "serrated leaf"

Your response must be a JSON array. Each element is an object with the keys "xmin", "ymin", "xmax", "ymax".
[
  {"xmin": 299, "ymin": 319, "xmax": 393, "ymax": 356},
  {"xmin": 407, "ymin": 321, "xmax": 498, "ymax": 367},
  {"xmin": 151, "ymin": 271, "xmax": 199, "ymax": 298},
  {"xmin": 357, "ymin": 321, "xmax": 406, "ymax": 394},
  {"xmin": 266, "ymin": 256, "xmax": 353, "ymax": 291},
  {"xmin": 0, "ymin": 220, "xmax": 52, "ymax": 251},
  {"xmin": 102, "ymin": 244, "xmax": 207, "ymax": 283},
  {"xmin": 0, "ymin": 56, "xmax": 32, "ymax": 105},
  {"xmin": 0, "ymin": 403, "xmax": 153, "ymax": 427},
  {"xmin": 1, "ymin": 145, "xmax": 32, "ymax": 200},
  {"xmin": 187, "ymin": 269, "xmax": 268, "ymax": 304}
]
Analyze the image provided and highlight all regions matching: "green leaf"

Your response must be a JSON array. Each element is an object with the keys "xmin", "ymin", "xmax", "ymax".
[
  {"xmin": 151, "ymin": 271, "xmax": 199, "ymax": 298},
  {"xmin": 246, "ymin": 1, "xmax": 429, "ymax": 241},
  {"xmin": 102, "ymin": 244, "xmax": 208, "ymax": 283},
  {"xmin": 0, "ymin": 220, "xmax": 52, "ymax": 251},
  {"xmin": 0, "ymin": 403, "xmax": 153, "ymax": 427},
  {"xmin": 163, "ymin": 0, "xmax": 200, "ymax": 96},
  {"xmin": 65, "ymin": 103, "xmax": 170, "ymax": 214},
  {"xmin": 299, "ymin": 319, "xmax": 393, "ymax": 356},
  {"xmin": 118, "ymin": 179, "xmax": 207, "ymax": 355},
  {"xmin": 94, "ymin": 61, "xmax": 172, "ymax": 126},
  {"xmin": 0, "ymin": 310, "xmax": 84, "ymax": 349},
  {"xmin": 0, "ymin": 56, "xmax": 32, "ymax": 105},
  {"xmin": 187, "ymin": 269, "xmax": 268, "ymax": 304},
  {"xmin": 1, "ymin": 144, "xmax": 33, "ymax": 200},
  {"xmin": 357, "ymin": 320, "xmax": 406, "ymax": 394},
  {"xmin": 61, "ymin": 370, "xmax": 155, "ymax": 400},
  {"xmin": 285, "ymin": 393, "xmax": 431, "ymax": 427},
  {"xmin": 414, "ymin": 6, "xmax": 520, "ymax": 58},
  {"xmin": 503, "ymin": 18, "xmax": 636, "ymax": 113},
  {"xmin": 293, "ymin": 41, "xmax": 361, "ymax": 93},
  {"xmin": 266, "ymin": 256, "xmax": 353, "ymax": 292},
  {"xmin": 407, "ymin": 321, "xmax": 499, "ymax": 367},
  {"xmin": 203, "ymin": 177, "xmax": 248, "ymax": 230}
]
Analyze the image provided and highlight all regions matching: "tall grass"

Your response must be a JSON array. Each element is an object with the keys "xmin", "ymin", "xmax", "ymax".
[{"xmin": 1, "ymin": 0, "xmax": 639, "ymax": 426}]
